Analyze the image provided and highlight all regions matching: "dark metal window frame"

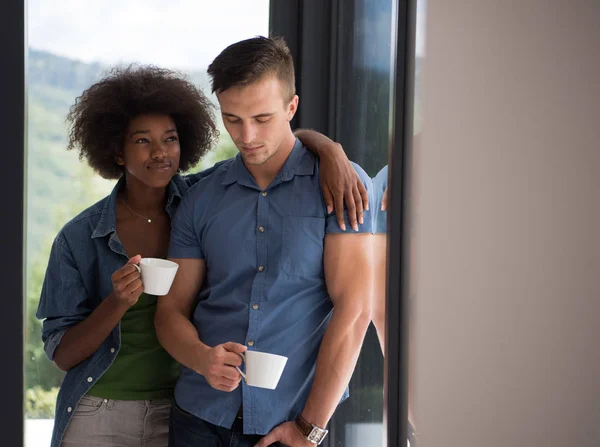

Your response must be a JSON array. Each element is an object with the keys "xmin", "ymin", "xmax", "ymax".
[
  {"xmin": 386, "ymin": 1, "xmax": 416, "ymax": 446},
  {"xmin": 1, "ymin": 0, "xmax": 25, "ymax": 445},
  {"xmin": 271, "ymin": 1, "xmax": 416, "ymax": 446},
  {"xmin": 270, "ymin": 0, "xmax": 337, "ymax": 135}
]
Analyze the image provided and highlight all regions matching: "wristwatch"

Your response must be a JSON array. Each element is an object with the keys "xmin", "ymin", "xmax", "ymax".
[{"xmin": 295, "ymin": 414, "xmax": 329, "ymax": 445}]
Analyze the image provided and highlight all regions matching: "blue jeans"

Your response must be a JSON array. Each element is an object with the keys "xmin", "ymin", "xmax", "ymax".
[{"xmin": 168, "ymin": 401, "xmax": 285, "ymax": 447}]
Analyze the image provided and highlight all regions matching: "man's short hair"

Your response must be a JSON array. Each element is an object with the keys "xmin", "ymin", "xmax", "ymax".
[{"xmin": 207, "ymin": 36, "xmax": 296, "ymax": 102}]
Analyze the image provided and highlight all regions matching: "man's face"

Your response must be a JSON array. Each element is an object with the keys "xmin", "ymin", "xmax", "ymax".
[{"xmin": 217, "ymin": 74, "xmax": 298, "ymax": 166}]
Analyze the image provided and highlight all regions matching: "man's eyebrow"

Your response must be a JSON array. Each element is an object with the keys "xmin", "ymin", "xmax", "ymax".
[{"xmin": 221, "ymin": 112, "xmax": 275, "ymax": 119}]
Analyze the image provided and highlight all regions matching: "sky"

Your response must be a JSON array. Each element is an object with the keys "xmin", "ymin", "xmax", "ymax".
[
  {"xmin": 27, "ymin": 0, "xmax": 271, "ymax": 71},
  {"xmin": 28, "ymin": 0, "xmax": 426, "ymax": 70}
]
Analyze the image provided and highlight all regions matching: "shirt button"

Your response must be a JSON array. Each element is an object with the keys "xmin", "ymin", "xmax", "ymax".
[
  {"xmin": 67, "ymin": 407, "xmax": 72, "ymax": 413},
  {"xmin": 258, "ymin": 226, "xmax": 265, "ymax": 233},
  {"xmin": 247, "ymin": 340, "xmax": 255, "ymax": 347},
  {"xmin": 110, "ymin": 348, "xmax": 115, "ymax": 353},
  {"xmin": 87, "ymin": 377, "xmax": 93, "ymax": 383},
  {"xmin": 258, "ymin": 265, "xmax": 265, "ymax": 272},
  {"xmin": 252, "ymin": 304, "xmax": 259, "ymax": 310},
  {"xmin": 261, "ymin": 191, "xmax": 267, "ymax": 197}
]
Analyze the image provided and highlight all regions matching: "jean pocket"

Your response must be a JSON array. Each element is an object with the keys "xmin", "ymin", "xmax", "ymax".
[
  {"xmin": 281, "ymin": 216, "xmax": 326, "ymax": 278},
  {"xmin": 171, "ymin": 404, "xmax": 221, "ymax": 447},
  {"xmin": 73, "ymin": 395, "xmax": 106, "ymax": 417},
  {"xmin": 173, "ymin": 401, "xmax": 197, "ymax": 420},
  {"xmin": 150, "ymin": 399, "xmax": 172, "ymax": 417}
]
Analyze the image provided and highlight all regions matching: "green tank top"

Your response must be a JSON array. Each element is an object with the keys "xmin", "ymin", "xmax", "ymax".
[{"xmin": 88, "ymin": 293, "xmax": 179, "ymax": 400}]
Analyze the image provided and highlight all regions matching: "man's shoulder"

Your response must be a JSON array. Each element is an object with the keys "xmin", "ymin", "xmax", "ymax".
[
  {"xmin": 185, "ymin": 158, "xmax": 235, "ymax": 198},
  {"xmin": 314, "ymin": 157, "xmax": 373, "ymax": 189},
  {"xmin": 349, "ymin": 161, "xmax": 373, "ymax": 187},
  {"xmin": 179, "ymin": 158, "xmax": 235, "ymax": 190},
  {"xmin": 372, "ymin": 165, "xmax": 388, "ymax": 193}
]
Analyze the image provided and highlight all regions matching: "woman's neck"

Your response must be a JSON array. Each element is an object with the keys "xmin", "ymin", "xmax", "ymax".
[{"xmin": 120, "ymin": 175, "xmax": 167, "ymax": 215}]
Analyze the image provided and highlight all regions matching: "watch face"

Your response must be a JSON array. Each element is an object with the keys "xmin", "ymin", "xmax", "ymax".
[{"xmin": 307, "ymin": 427, "xmax": 326, "ymax": 443}]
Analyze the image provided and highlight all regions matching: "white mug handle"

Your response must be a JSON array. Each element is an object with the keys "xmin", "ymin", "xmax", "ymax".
[
  {"xmin": 132, "ymin": 264, "xmax": 141, "ymax": 274},
  {"xmin": 235, "ymin": 352, "xmax": 246, "ymax": 381}
]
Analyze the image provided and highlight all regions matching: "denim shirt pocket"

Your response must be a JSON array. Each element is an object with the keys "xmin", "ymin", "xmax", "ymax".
[{"xmin": 281, "ymin": 216, "xmax": 326, "ymax": 278}]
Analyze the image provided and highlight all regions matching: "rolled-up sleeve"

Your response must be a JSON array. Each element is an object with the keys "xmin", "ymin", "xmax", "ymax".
[
  {"xmin": 168, "ymin": 193, "xmax": 204, "ymax": 259},
  {"xmin": 36, "ymin": 236, "xmax": 91, "ymax": 361}
]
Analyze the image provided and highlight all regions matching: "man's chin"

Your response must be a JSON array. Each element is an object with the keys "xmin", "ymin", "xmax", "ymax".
[{"xmin": 241, "ymin": 153, "xmax": 268, "ymax": 166}]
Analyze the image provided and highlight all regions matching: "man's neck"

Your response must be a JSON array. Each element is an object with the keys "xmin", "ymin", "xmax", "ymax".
[{"xmin": 246, "ymin": 132, "xmax": 296, "ymax": 190}]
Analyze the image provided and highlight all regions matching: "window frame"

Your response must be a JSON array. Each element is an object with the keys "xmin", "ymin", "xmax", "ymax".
[
  {"xmin": 1, "ymin": 0, "xmax": 26, "ymax": 445},
  {"xmin": 271, "ymin": 1, "xmax": 417, "ymax": 446},
  {"xmin": 386, "ymin": 1, "xmax": 417, "ymax": 445}
]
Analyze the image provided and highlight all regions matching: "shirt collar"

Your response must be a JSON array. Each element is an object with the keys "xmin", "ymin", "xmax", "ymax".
[{"xmin": 221, "ymin": 138, "xmax": 315, "ymax": 188}]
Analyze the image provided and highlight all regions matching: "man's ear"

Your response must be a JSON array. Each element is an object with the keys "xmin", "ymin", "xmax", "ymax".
[
  {"xmin": 115, "ymin": 151, "xmax": 124, "ymax": 166},
  {"xmin": 287, "ymin": 95, "xmax": 299, "ymax": 121}
]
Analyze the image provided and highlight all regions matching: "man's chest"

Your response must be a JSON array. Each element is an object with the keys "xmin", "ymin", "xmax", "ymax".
[{"xmin": 199, "ymin": 183, "xmax": 327, "ymax": 280}]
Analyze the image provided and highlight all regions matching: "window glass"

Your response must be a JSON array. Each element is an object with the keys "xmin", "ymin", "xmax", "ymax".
[{"xmin": 25, "ymin": 2, "xmax": 269, "ymax": 445}]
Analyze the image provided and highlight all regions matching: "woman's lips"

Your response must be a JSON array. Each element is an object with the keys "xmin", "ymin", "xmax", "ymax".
[{"xmin": 147, "ymin": 163, "xmax": 172, "ymax": 172}]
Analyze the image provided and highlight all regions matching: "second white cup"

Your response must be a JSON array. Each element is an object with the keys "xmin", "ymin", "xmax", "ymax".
[
  {"xmin": 235, "ymin": 351, "xmax": 288, "ymax": 390},
  {"xmin": 133, "ymin": 258, "xmax": 179, "ymax": 296}
]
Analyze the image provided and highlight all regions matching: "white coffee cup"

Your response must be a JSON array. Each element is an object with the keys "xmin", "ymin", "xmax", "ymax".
[
  {"xmin": 235, "ymin": 351, "xmax": 288, "ymax": 390},
  {"xmin": 132, "ymin": 258, "xmax": 179, "ymax": 296}
]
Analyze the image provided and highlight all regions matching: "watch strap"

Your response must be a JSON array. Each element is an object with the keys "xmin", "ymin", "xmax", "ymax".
[{"xmin": 295, "ymin": 414, "xmax": 315, "ymax": 438}]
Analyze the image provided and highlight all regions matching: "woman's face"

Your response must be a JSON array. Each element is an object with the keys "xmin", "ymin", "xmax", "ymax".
[{"xmin": 116, "ymin": 114, "xmax": 181, "ymax": 188}]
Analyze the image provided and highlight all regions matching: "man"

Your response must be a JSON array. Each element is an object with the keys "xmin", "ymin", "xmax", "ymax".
[{"xmin": 155, "ymin": 36, "xmax": 374, "ymax": 447}]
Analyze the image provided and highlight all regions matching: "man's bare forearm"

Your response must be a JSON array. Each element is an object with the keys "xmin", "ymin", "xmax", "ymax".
[
  {"xmin": 155, "ymin": 309, "xmax": 209, "ymax": 374},
  {"xmin": 294, "ymin": 129, "xmax": 340, "ymax": 157},
  {"xmin": 300, "ymin": 306, "xmax": 371, "ymax": 427}
]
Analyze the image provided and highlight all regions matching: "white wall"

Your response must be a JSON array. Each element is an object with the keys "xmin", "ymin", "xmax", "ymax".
[{"xmin": 410, "ymin": 1, "xmax": 600, "ymax": 446}]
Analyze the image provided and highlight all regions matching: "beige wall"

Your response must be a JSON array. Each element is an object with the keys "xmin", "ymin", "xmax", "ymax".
[{"xmin": 410, "ymin": 1, "xmax": 600, "ymax": 446}]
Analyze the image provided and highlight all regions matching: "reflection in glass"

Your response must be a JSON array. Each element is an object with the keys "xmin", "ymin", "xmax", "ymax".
[
  {"xmin": 367, "ymin": 0, "xmax": 426, "ymax": 443},
  {"xmin": 327, "ymin": 0, "xmax": 396, "ymax": 445},
  {"xmin": 372, "ymin": 165, "xmax": 389, "ymax": 354}
]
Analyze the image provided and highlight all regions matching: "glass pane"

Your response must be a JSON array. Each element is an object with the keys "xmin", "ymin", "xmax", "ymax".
[
  {"xmin": 327, "ymin": 0, "xmax": 426, "ymax": 445},
  {"xmin": 326, "ymin": 0, "xmax": 396, "ymax": 445},
  {"xmin": 25, "ymin": 2, "xmax": 269, "ymax": 446}
]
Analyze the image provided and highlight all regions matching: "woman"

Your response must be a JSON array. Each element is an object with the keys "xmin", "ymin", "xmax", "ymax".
[{"xmin": 37, "ymin": 65, "xmax": 366, "ymax": 447}]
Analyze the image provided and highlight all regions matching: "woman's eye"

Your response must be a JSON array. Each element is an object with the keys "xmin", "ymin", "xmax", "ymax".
[
  {"xmin": 135, "ymin": 138, "xmax": 149, "ymax": 144},
  {"xmin": 166, "ymin": 136, "xmax": 178, "ymax": 142}
]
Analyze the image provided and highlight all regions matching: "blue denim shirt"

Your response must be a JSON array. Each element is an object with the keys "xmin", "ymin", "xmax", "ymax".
[
  {"xmin": 168, "ymin": 139, "xmax": 374, "ymax": 435},
  {"xmin": 373, "ymin": 165, "xmax": 389, "ymax": 234},
  {"xmin": 36, "ymin": 168, "xmax": 217, "ymax": 447}
]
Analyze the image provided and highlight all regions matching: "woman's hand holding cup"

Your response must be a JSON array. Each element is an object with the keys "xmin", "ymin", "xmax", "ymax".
[{"xmin": 110, "ymin": 254, "xmax": 144, "ymax": 307}]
